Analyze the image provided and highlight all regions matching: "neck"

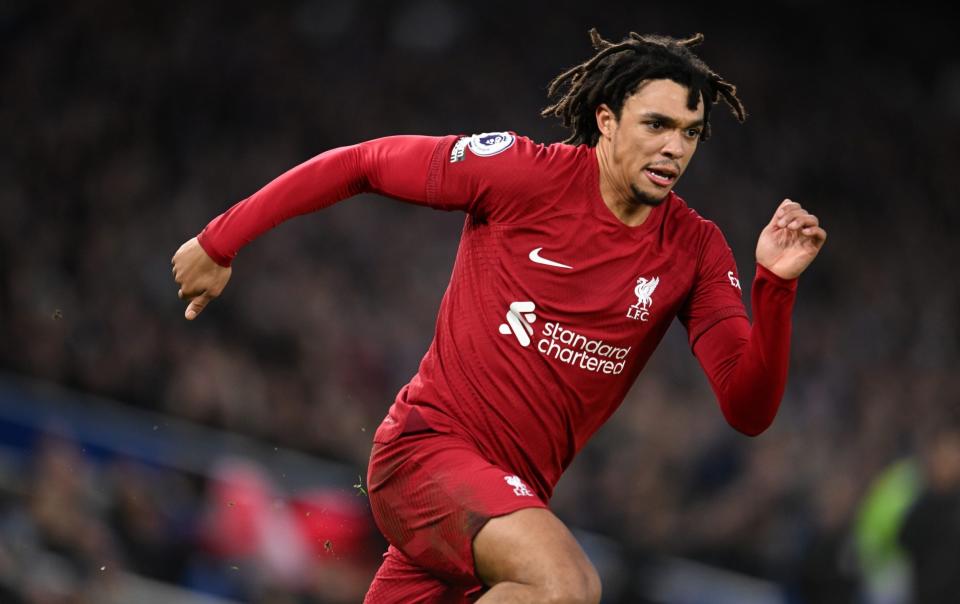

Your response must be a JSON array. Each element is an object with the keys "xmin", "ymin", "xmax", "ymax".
[{"xmin": 595, "ymin": 139, "xmax": 654, "ymax": 227}]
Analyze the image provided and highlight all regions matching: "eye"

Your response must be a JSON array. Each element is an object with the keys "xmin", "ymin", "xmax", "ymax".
[
  {"xmin": 646, "ymin": 119, "xmax": 663, "ymax": 130},
  {"xmin": 685, "ymin": 128, "xmax": 702, "ymax": 139}
]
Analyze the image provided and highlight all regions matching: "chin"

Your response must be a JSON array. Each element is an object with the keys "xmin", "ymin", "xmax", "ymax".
[{"xmin": 629, "ymin": 185, "xmax": 671, "ymax": 206}]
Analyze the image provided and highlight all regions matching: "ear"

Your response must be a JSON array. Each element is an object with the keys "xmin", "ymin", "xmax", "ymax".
[{"xmin": 595, "ymin": 103, "xmax": 617, "ymax": 140}]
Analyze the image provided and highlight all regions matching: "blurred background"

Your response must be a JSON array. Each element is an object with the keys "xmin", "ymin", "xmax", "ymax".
[{"xmin": 1, "ymin": 1, "xmax": 958, "ymax": 602}]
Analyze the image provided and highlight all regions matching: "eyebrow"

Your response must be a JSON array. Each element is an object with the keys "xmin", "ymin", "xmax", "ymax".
[{"xmin": 641, "ymin": 112, "xmax": 705, "ymax": 130}]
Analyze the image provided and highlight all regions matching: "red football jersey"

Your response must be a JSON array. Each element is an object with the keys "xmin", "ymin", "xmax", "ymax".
[
  {"xmin": 198, "ymin": 132, "xmax": 793, "ymax": 501},
  {"xmin": 369, "ymin": 133, "xmax": 746, "ymax": 498}
]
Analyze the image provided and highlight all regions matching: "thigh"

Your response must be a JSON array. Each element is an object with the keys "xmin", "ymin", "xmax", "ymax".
[
  {"xmin": 364, "ymin": 545, "xmax": 469, "ymax": 604},
  {"xmin": 367, "ymin": 430, "xmax": 547, "ymax": 591},
  {"xmin": 473, "ymin": 507, "xmax": 598, "ymax": 592}
]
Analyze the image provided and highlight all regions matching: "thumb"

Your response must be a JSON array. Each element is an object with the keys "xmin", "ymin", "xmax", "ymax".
[{"xmin": 185, "ymin": 293, "xmax": 212, "ymax": 320}]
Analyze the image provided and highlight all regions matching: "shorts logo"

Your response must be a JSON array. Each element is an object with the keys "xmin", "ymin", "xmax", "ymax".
[
  {"xmin": 727, "ymin": 270, "xmax": 741, "ymax": 290},
  {"xmin": 626, "ymin": 276, "xmax": 660, "ymax": 321},
  {"xmin": 498, "ymin": 301, "xmax": 537, "ymax": 347},
  {"xmin": 504, "ymin": 475, "xmax": 534, "ymax": 497},
  {"xmin": 467, "ymin": 132, "xmax": 515, "ymax": 157}
]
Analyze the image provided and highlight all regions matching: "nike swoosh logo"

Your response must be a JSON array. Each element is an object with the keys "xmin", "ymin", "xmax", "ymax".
[{"xmin": 528, "ymin": 247, "xmax": 573, "ymax": 269}]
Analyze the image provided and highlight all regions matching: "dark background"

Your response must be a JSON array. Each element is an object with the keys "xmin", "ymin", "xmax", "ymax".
[{"xmin": 1, "ymin": 1, "xmax": 958, "ymax": 603}]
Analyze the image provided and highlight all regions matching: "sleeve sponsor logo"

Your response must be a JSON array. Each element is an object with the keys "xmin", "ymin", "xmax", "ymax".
[{"xmin": 449, "ymin": 136, "xmax": 469, "ymax": 163}]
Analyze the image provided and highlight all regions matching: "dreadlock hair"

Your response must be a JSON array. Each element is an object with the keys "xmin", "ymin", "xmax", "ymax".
[{"xmin": 542, "ymin": 29, "xmax": 746, "ymax": 146}]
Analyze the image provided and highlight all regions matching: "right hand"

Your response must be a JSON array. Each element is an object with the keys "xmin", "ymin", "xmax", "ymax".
[{"xmin": 171, "ymin": 237, "xmax": 232, "ymax": 320}]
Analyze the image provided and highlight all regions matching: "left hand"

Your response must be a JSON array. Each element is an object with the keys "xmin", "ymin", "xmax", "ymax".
[{"xmin": 756, "ymin": 199, "xmax": 827, "ymax": 280}]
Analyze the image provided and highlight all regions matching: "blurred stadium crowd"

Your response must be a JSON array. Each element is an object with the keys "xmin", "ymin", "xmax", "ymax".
[{"xmin": 1, "ymin": 1, "xmax": 958, "ymax": 603}]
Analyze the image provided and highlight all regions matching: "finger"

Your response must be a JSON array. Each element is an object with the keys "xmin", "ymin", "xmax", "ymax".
[
  {"xmin": 775, "ymin": 199, "xmax": 801, "ymax": 215},
  {"xmin": 801, "ymin": 226, "xmax": 828, "ymax": 245},
  {"xmin": 790, "ymin": 214, "xmax": 818, "ymax": 230},
  {"xmin": 185, "ymin": 294, "xmax": 211, "ymax": 320},
  {"xmin": 782, "ymin": 213, "xmax": 819, "ymax": 230},
  {"xmin": 179, "ymin": 285, "xmax": 205, "ymax": 301},
  {"xmin": 770, "ymin": 199, "xmax": 801, "ymax": 225},
  {"xmin": 777, "ymin": 207, "xmax": 809, "ymax": 221},
  {"xmin": 776, "ymin": 208, "xmax": 814, "ymax": 227}
]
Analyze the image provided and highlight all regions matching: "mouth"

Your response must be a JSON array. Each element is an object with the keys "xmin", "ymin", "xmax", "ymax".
[{"xmin": 643, "ymin": 166, "xmax": 677, "ymax": 188}]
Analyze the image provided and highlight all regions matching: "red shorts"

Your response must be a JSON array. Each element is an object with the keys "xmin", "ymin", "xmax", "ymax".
[{"xmin": 363, "ymin": 412, "xmax": 546, "ymax": 602}]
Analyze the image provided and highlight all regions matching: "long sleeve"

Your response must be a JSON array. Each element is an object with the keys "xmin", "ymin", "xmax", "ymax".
[
  {"xmin": 197, "ymin": 132, "xmax": 571, "ymax": 266},
  {"xmin": 197, "ymin": 135, "xmax": 453, "ymax": 267},
  {"xmin": 693, "ymin": 264, "xmax": 798, "ymax": 436}
]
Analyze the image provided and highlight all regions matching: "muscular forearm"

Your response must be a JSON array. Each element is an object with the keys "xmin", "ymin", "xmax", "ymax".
[
  {"xmin": 693, "ymin": 264, "xmax": 798, "ymax": 436},
  {"xmin": 197, "ymin": 136, "xmax": 444, "ymax": 266}
]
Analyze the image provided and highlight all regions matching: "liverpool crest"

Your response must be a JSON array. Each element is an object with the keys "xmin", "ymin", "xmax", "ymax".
[{"xmin": 626, "ymin": 276, "xmax": 660, "ymax": 321}]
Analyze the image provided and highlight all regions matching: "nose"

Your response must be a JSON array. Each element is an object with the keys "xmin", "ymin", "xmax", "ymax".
[{"xmin": 661, "ymin": 130, "xmax": 686, "ymax": 159}]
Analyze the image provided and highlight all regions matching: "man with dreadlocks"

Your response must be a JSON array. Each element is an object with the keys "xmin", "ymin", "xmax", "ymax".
[{"xmin": 172, "ymin": 29, "xmax": 826, "ymax": 603}]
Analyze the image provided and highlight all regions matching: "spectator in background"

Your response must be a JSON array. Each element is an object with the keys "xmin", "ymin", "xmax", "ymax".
[
  {"xmin": 106, "ymin": 459, "xmax": 195, "ymax": 584},
  {"xmin": 899, "ymin": 424, "xmax": 960, "ymax": 603},
  {"xmin": 191, "ymin": 457, "xmax": 377, "ymax": 603},
  {"xmin": 795, "ymin": 468, "xmax": 859, "ymax": 604},
  {"xmin": 0, "ymin": 433, "xmax": 118, "ymax": 604}
]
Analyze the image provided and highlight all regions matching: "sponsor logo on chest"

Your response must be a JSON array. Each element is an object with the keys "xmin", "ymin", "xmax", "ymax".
[
  {"xmin": 494, "ymin": 249, "xmax": 675, "ymax": 375},
  {"xmin": 498, "ymin": 301, "xmax": 631, "ymax": 375}
]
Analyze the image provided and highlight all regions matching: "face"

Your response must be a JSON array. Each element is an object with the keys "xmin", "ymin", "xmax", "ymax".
[{"xmin": 596, "ymin": 79, "xmax": 704, "ymax": 206}]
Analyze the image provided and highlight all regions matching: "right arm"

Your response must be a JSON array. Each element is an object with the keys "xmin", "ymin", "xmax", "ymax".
[
  {"xmin": 173, "ymin": 132, "xmax": 548, "ymax": 319},
  {"xmin": 198, "ymin": 135, "xmax": 461, "ymax": 267},
  {"xmin": 172, "ymin": 135, "xmax": 461, "ymax": 319}
]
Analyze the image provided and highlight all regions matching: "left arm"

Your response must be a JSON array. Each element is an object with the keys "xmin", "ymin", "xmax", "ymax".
[
  {"xmin": 693, "ymin": 265, "xmax": 797, "ymax": 435},
  {"xmin": 693, "ymin": 199, "xmax": 826, "ymax": 435}
]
